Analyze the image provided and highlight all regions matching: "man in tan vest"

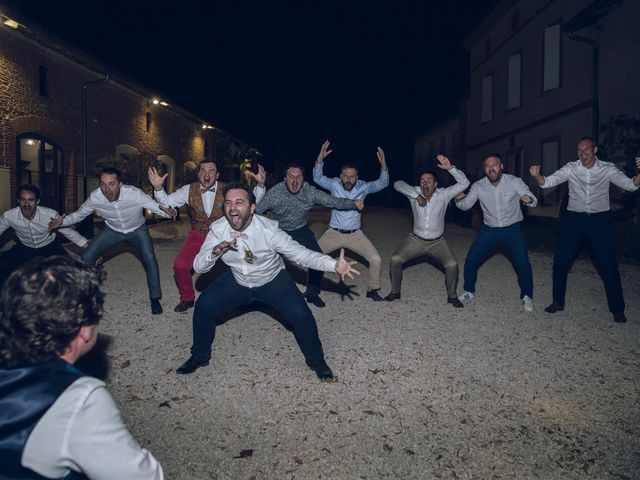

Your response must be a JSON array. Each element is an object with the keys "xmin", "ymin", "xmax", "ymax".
[{"xmin": 149, "ymin": 160, "xmax": 265, "ymax": 312}]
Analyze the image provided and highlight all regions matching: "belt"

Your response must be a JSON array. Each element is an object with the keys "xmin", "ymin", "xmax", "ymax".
[
  {"xmin": 414, "ymin": 233, "xmax": 444, "ymax": 242},
  {"xmin": 333, "ymin": 228, "xmax": 359, "ymax": 234}
]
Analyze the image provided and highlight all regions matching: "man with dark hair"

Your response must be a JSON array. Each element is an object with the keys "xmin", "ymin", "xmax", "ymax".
[
  {"xmin": 255, "ymin": 162, "xmax": 363, "ymax": 308},
  {"xmin": 49, "ymin": 167, "xmax": 173, "ymax": 315},
  {"xmin": 385, "ymin": 154, "xmax": 469, "ymax": 306},
  {"xmin": 313, "ymin": 140, "xmax": 389, "ymax": 301},
  {"xmin": 455, "ymin": 153, "xmax": 537, "ymax": 312},
  {"xmin": 176, "ymin": 182, "xmax": 359, "ymax": 380},
  {"xmin": 0, "ymin": 184, "xmax": 88, "ymax": 286},
  {"xmin": 149, "ymin": 160, "xmax": 266, "ymax": 313},
  {"xmin": 0, "ymin": 256, "xmax": 164, "ymax": 479},
  {"xmin": 530, "ymin": 138, "xmax": 640, "ymax": 323}
]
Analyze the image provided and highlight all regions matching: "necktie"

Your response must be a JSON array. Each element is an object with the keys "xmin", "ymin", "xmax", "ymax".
[{"xmin": 230, "ymin": 231, "xmax": 248, "ymax": 240}]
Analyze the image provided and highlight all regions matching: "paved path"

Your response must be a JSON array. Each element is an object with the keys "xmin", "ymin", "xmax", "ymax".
[{"xmin": 85, "ymin": 208, "xmax": 640, "ymax": 479}]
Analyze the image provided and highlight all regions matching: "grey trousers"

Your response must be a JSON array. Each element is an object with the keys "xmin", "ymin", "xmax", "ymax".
[{"xmin": 389, "ymin": 233, "xmax": 459, "ymax": 298}]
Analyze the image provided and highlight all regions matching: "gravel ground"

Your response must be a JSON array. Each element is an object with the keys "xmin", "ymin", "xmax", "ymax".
[{"xmin": 83, "ymin": 207, "xmax": 640, "ymax": 480}]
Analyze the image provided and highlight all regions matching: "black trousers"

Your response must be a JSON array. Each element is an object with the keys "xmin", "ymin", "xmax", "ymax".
[
  {"xmin": 0, "ymin": 240, "xmax": 68, "ymax": 286},
  {"xmin": 287, "ymin": 225, "xmax": 324, "ymax": 297},
  {"xmin": 552, "ymin": 211, "xmax": 624, "ymax": 313}
]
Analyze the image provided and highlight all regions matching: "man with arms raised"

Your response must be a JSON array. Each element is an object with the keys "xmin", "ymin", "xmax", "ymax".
[
  {"xmin": 0, "ymin": 256, "xmax": 163, "ymax": 479},
  {"xmin": 50, "ymin": 167, "xmax": 173, "ymax": 315},
  {"xmin": 176, "ymin": 182, "xmax": 358, "ymax": 380},
  {"xmin": 455, "ymin": 154, "xmax": 537, "ymax": 312},
  {"xmin": 385, "ymin": 154, "xmax": 469, "ymax": 307},
  {"xmin": 530, "ymin": 137, "xmax": 640, "ymax": 323},
  {"xmin": 255, "ymin": 162, "xmax": 363, "ymax": 308},
  {"xmin": 313, "ymin": 140, "xmax": 389, "ymax": 301},
  {"xmin": 149, "ymin": 160, "xmax": 266, "ymax": 313},
  {"xmin": 0, "ymin": 184, "xmax": 88, "ymax": 286}
]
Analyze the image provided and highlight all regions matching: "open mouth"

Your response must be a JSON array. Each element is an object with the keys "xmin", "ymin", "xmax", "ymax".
[{"xmin": 230, "ymin": 212, "xmax": 242, "ymax": 227}]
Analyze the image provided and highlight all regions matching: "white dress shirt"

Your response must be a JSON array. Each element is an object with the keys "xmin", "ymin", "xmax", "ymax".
[
  {"xmin": 155, "ymin": 182, "xmax": 265, "ymax": 216},
  {"xmin": 541, "ymin": 158, "xmax": 639, "ymax": 213},
  {"xmin": 194, "ymin": 214, "xmax": 337, "ymax": 288},
  {"xmin": 456, "ymin": 173, "xmax": 537, "ymax": 227},
  {"xmin": 22, "ymin": 377, "xmax": 163, "ymax": 479},
  {"xmin": 394, "ymin": 168, "xmax": 469, "ymax": 239},
  {"xmin": 0, "ymin": 206, "xmax": 87, "ymax": 248},
  {"xmin": 61, "ymin": 185, "xmax": 171, "ymax": 234}
]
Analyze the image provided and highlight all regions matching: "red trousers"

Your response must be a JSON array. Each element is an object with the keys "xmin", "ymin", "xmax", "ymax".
[{"xmin": 174, "ymin": 230, "xmax": 207, "ymax": 302}]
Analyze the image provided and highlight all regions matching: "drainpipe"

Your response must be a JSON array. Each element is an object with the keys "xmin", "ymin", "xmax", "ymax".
[
  {"xmin": 565, "ymin": 30, "xmax": 598, "ymax": 142},
  {"xmin": 82, "ymin": 74, "xmax": 109, "ymax": 200}
]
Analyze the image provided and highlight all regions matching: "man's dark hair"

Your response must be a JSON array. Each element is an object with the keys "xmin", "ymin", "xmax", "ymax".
[
  {"xmin": 418, "ymin": 170, "xmax": 439, "ymax": 183},
  {"xmin": 199, "ymin": 159, "xmax": 219, "ymax": 170},
  {"xmin": 0, "ymin": 256, "xmax": 106, "ymax": 368},
  {"xmin": 222, "ymin": 181, "xmax": 256, "ymax": 205},
  {"xmin": 16, "ymin": 184, "xmax": 41, "ymax": 200},
  {"xmin": 100, "ymin": 167, "xmax": 122, "ymax": 181},
  {"xmin": 483, "ymin": 153, "xmax": 502, "ymax": 163},
  {"xmin": 284, "ymin": 163, "xmax": 305, "ymax": 176},
  {"xmin": 340, "ymin": 163, "xmax": 359, "ymax": 173},
  {"xmin": 578, "ymin": 136, "xmax": 596, "ymax": 146}
]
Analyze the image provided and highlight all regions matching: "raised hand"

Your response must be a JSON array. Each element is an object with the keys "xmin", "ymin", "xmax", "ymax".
[
  {"xmin": 520, "ymin": 195, "xmax": 533, "ymax": 205},
  {"xmin": 334, "ymin": 248, "xmax": 359, "ymax": 280},
  {"xmin": 352, "ymin": 199, "xmax": 364, "ymax": 211},
  {"xmin": 416, "ymin": 195, "xmax": 427, "ymax": 207},
  {"xmin": 148, "ymin": 166, "xmax": 168, "ymax": 191},
  {"xmin": 248, "ymin": 164, "xmax": 267, "ymax": 187},
  {"xmin": 48, "ymin": 215, "xmax": 65, "ymax": 231},
  {"xmin": 454, "ymin": 192, "xmax": 466, "ymax": 203},
  {"xmin": 159, "ymin": 205, "xmax": 177, "ymax": 220},
  {"xmin": 376, "ymin": 146, "xmax": 387, "ymax": 170},
  {"xmin": 529, "ymin": 165, "xmax": 541, "ymax": 177},
  {"xmin": 436, "ymin": 154, "xmax": 453, "ymax": 170},
  {"xmin": 212, "ymin": 239, "xmax": 238, "ymax": 257},
  {"xmin": 317, "ymin": 140, "xmax": 332, "ymax": 164},
  {"xmin": 635, "ymin": 156, "xmax": 640, "ymax": 170}
]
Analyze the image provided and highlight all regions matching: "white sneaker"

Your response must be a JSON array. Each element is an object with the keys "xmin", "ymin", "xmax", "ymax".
[
  {"xmin": 458, "ymin": 291, "xmax": 475, "ymax": 302},
  {"xmin": 522, "ymin": 295, "xmax": 534, "ymax": 313}
]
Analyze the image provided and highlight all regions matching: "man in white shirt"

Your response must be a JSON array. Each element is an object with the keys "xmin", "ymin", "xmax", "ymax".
[
  {"xmin": 50, "ymin": 168, "xmax": 173, "ymax": 315},
  {"xmin": 385, "ymin": 154, "xmax": 469, "ymax": 307},
  {"xmin": 455, "ymin": 154, "xmax": 537, "ymax": 312},
  {"xmin": 148, "ymin": 161, "xmax": 266, "ymax": 313},
  {"xmin": 0, "ymin": 256, "xmax": 163, "ymax": 479},
  {"xmin": 0, "ymin": 184, "xmax": 88, "ymax": 286},
  {"xmin": 176, "ymin": 182, "xmax": 359, "ymax": 380},
  {"xmin": 530, "ymin": 137, "xmax": 640, "ymax": 323}
]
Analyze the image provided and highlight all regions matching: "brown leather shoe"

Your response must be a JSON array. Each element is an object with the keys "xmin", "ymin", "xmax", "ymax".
[
  {"xmin": 447, "ymin": 296, "xmax": 464, "ymax": 308},
  {"xmin": 174, "ymin": 301, "xmax": 195, "ymax": 313}
]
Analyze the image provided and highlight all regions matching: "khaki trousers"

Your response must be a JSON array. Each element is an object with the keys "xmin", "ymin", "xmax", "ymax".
[
  {"xmin": 389, "ymin": 233, "xmax": 458, "ymax": 298},
  {"xmin": 318, "ymin": 228, "xmax": 382, "ymax": 291}
]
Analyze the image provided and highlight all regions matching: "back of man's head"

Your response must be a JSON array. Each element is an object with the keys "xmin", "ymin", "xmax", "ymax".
[{"xmin": 0, "ymin": 256, "xmax": 106, "ymax": 369}]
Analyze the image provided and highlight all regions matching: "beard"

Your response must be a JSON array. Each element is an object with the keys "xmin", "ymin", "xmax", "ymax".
[{"xmin": 225, "ymin": 209, "xmax": 252, "ymax": 231}]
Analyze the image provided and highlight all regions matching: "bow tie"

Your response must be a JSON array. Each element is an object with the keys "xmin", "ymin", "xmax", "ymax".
[
  {"xmin": 230, "ymin": 231, "xmax": 248, "ymax": 240},
  {"xmin": 200, "ymin": 186, "xmax": 215, "ymax": 193}
]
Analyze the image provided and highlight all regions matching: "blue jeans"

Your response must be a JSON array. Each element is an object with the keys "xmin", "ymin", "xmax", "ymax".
[
  {"xmin": 463, "ymin": 223, "xmax": 533, "ymax": 299},
  {"xmin": 287, "ymin": 225, "xmax": 323, "ymax": 297},
  {"xmin": 190, "ymin": 269, "xmax": 326, "ymax": 368},
  {"xmin": 82, "ymin": 224, "xmax": 162, "ymax": 299}
]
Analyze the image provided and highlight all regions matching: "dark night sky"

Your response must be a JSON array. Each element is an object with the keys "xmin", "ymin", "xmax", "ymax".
[{"xmin": 19, "ymin": 0, "xmax": 498, "ymax": 179}]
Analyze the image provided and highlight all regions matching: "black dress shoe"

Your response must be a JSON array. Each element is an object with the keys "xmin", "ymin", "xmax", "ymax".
[
  {"xmin": 544, "ymin": 302, "xmax": 564, "ymax": 313},
  {"xmin": 447, "ymin": 296, "xmax": 464, "ymax": 308},
  {"xmin": 151, "ymin": 298, "xmax": 163, "ymax": 315},
  {"xmin": 366, "ymin": 289, "xmax": 384, "ymax": 301},
  {"xmin": 613, "ymin": 312, "xmax": 627, "ymax": 323},
  {"xmin": 176, "ymin": 357, "xmax": 210, "ymax": 375},
  {"xmin": 384, "ymin": 292, "xmax": 401, "ymax": 302},
  {"xmin": 174, "ymin": 300, "xmax": 195, "ymax": 313},
  {"xmin": 308, "ymin": 360, "xmax": 334, "ymax": 380},
  {"xmin": 306, "ymin": 295, "xmax": 326, "ymax": 308}
]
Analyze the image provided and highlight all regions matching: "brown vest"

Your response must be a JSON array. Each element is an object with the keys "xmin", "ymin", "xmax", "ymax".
[{"xmin": 187, "ymin": 181, "xmax": 225, "ymax": 233}]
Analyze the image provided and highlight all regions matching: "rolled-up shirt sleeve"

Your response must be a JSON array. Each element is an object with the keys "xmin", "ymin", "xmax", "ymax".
[
  {"xmin": 193, "ymin": 229, "xmax": 223, "ymax": 273},
  {"xmin": 272, "ymin": 229, "xmax": 337, "ymax": 272}
]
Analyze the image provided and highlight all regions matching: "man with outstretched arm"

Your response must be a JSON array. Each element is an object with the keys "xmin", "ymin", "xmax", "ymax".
[
  {"xmin": 176, "ymin": 182, "xmax": 359, "ymax": 380},
  {"xmin": 455, "ymin": 153, "xmax": 537, "ymax": 312},
  {"xmin": 530, "ymin": 137, "xmax": 640, "ymax": 323},
  {"xmin": 385, "ymin": 154, "xmax": 469, "ymax": 307},
  {"xmin": 255, "ymin": 162, "xmax": 363, "ymax": 308},
  {"xmin": 50, "ymin": 167, "xmax": 173, "ymax": 315},
  {"xmin": 313, "ymin": 140, "xmax": 389, "ymax": 301}
]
